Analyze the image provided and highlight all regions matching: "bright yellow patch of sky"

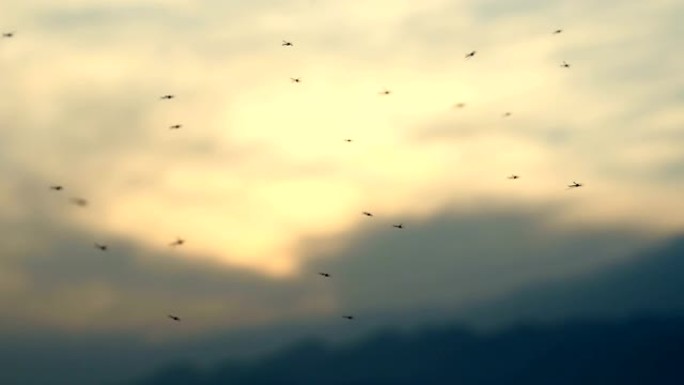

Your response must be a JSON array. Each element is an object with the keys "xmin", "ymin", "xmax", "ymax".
[{"xmin": 1, "ymin": 0, "xmax": 683, "ymax": 279}]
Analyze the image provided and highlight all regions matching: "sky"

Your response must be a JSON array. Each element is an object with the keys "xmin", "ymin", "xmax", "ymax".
[{"xmin": 0, "ymin": 0, "xmax": 683, "ymax": 383}]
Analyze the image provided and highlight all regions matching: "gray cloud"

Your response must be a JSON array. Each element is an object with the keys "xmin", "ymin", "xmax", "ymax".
[
  {"xmin": 0, "ymin": 204, "xmax": 678, "ymax": 385},
  {"xmin": 299, "ymin": 201, "xmax": 659, "ymax": 315}
]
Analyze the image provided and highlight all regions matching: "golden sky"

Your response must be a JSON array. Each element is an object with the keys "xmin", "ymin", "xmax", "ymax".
[{"xmin": 0, "ymin": 0, "xmax": 683, "ymax": 334}]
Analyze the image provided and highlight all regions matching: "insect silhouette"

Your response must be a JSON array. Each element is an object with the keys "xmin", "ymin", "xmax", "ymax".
[
  {"xmin": 169, "ymin": 237, "xmax": 185, "ymax": 247},
  {"xmin": 70, "ymin": 197, "xmax": 88, "ymax": 207}
]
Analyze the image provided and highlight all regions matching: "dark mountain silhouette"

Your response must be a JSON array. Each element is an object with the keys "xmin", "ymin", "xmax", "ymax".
[{"xmin": 133, "ymin": 315, "xmax": 684, "ymax": 385}]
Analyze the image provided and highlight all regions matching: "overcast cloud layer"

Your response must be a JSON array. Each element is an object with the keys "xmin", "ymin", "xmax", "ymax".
[{"xmin": 1, "ymin": 0, "xmax": 683, "ymax": 340}]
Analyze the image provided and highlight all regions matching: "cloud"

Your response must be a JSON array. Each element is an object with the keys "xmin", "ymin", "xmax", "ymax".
[
  {"xmin": 1, "ymin": 227, "xmax": 683, "ymax": 385},
  {"xmin": 0, "ymin": 0, "xmax": 682, "ymax": 334},
  {"xmin": 0, "ymin": 196, "xmax": 661, "ymax": 338}
]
